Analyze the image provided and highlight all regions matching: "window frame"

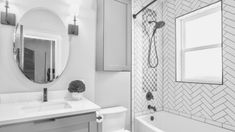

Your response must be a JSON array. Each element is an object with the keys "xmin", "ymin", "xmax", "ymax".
[{"xmin": 175, "ymin": 1, "xmax": 223, "ymax": 85}]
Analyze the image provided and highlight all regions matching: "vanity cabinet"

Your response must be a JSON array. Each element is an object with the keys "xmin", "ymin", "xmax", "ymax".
[
  {"xmin": 96, "ymin": 0, "xmax": 131, "ymax": 71},
  {"xmin": 0, "ymin": 112, "xmax": 97, "ymax": 132}
]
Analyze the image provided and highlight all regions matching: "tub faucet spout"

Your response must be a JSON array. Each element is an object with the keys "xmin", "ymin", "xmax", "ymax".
[{"xmin": 148, "ymin": 105, "xmax": 156, "ymax": 112}]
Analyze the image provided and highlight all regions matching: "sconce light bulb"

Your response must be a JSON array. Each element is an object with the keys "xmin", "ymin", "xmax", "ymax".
[
  {"xmin": 73, "ymin": 14, "xmax": 79, "ymax": 24},
  {"xmin": 5, "ymin": 0, "xmax": 9, "ymax": 7},
  {"xmin": 73, "ymin": 15, "xmax": 77, "ymax": 25},
  {"xmin": 0, "ymin": 0, "xmax": 16, "ymax": 26}
]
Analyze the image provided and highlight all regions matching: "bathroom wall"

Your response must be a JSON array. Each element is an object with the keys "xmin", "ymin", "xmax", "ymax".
[
  {"xmin": 94, "ymin": 0, "xmax": 132, "ymax": 130},
  {"xmin": 0, "ymin": 0, "xmax": 132, "ymax": 129},
  {"xmin": 0, "ymin": 0, "xmax": 97, "ymax": 101},
  {"xmin": 163, "ymin": 0, "xmax": 235, "ymax": 130},
  {"xmin": 132, "ymin": 0, "xmax": 163, "ymax": 116},
  {"xmin": 133, "ymin": 0, "xmax": 235, "ymax": 131}
]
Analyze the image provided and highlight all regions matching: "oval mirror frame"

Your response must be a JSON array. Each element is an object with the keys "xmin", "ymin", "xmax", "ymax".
[{"xmin": 13, "ymin": 8, "xmax": 70, "ymax": 84}]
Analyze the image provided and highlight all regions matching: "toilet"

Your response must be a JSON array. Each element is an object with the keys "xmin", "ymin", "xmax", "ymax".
[{"xmin": 98, "ymin": 106, "xmax": 129, "ymax": 132}]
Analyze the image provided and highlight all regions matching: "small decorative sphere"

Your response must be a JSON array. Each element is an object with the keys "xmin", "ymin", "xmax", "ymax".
[{"xmin": 68, "ymin": 80, "xmax": 86, "ymax": 93}]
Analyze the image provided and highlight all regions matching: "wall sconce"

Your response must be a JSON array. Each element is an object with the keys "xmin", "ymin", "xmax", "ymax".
[
  {"xmin": 68, "ymin": 16, "xmax": 79, "ymax": 35},
  {"xmin": 1, "ymin": 0, "xmax": 16, "ymax": 26}
]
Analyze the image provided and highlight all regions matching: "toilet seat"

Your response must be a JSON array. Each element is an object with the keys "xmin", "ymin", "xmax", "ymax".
[{"xmin": 98, "ymin": 106, "xmax": 128, "ymax": 132}]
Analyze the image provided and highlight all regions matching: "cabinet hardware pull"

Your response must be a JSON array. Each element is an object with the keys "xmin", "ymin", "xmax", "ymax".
[
  {"xmin": 97, "ymin": 116, "xmax": 102, "ymax": 120},
  {"xmin": 34, "ymin": 118, "xmax": 56, "ymax": 124}
]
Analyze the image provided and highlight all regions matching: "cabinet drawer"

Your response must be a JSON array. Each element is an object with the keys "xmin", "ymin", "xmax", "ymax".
[
  {"xmin": 36, "ymin": 122, "xmax": 89, "ymax": 132},
  {"xmin": 33, "ymin": 113, "xmax": 96, "ymax": 131}
]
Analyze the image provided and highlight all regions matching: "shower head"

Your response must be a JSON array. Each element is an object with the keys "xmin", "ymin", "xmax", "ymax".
[
  {"xmin": 148, "ymin": 20, "xmax": 165, "ymax": 37},
  {"xmin": 155, "ymin": 21, "xmax": 165, "ymax": 29},
  {"xmin": 148, "ymin": 21, "xmax": 165, "ymax": 29}
]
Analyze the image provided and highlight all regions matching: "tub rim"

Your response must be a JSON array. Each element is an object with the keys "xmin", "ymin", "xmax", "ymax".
[{"xmin": 135, "ymin": 114, "xmax": 164, "ymax": 132}]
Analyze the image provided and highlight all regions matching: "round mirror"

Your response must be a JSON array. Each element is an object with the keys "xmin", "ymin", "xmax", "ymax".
[{"xmin": 13, "ymin": 8, "xmax": 70, "ymax": 84}]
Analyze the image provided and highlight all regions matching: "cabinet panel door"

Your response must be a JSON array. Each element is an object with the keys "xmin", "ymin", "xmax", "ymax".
[
  {"xmin": 0, "ymin": 122, "xmax": 33, "ymax": 132},
  {"xmin": 33, "ymin": 113, "xmax": 96, "ymax": 132},
  {"xmin": 36, "ymin": 123, "xmax": 89, "ymax": 132},
  {"xmin": 0, "ymin": 113, "xmax": 97, "ymax": 132},
  {"xmin": 104, "ymin": 0, "xmax": 131, "ymax": 71}
]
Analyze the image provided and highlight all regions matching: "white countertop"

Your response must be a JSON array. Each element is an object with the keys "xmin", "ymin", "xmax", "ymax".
[{"xmin": 0, "ymin": 98, "xmax": 101, "ymax": 126}]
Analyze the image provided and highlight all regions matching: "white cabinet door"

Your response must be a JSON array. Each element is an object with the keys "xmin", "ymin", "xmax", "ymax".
[
  {"xmin": 96, "ymin": 0, "xmax": 131, "ymax": 71},
  {"xmin": 0, "ymin": 122, "xmax": 33, "ymax": 132},
  {"xmin": 33, "ymin": 113, "xmax": 96, "ymax": 132},
  {"xmin": 0, "ymin": 113, "xmax": 97, "ymax": 132},
  {"xmin": 104, "ymin": 0, "xmax": 131, "ymax": 71}
]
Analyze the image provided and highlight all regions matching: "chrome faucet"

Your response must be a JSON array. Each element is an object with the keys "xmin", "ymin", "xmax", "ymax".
[
  {"xmin": 148, "ymin": 105, "xmax": 156, "ymax": 112},
  {"xmin": 43, "ymin": 88, "xmax": 48, "ymax": 102}
]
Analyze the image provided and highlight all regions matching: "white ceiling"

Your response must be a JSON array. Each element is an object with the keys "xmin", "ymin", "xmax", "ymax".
[{"xmin": 1, "ymin": 0, "xmax": 96, "ymax": 15}]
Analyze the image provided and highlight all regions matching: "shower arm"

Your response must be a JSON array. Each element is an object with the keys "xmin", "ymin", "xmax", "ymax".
[{"xmin": 133, "ymin": 0, "xmax": 157, "ymax": 19}]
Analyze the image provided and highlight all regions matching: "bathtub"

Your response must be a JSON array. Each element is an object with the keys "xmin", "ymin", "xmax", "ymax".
[{"xmin": 135, "ymin": 112, "xmax": 232, "ymax": 132}]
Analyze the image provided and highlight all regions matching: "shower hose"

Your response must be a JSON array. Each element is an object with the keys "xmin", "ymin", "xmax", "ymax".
[{"xmin": 147, "ymin": 30, "xmax": 159, "ymax": 68}]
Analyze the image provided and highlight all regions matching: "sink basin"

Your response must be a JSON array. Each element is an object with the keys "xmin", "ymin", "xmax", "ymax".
[{"xmin": 21, "ymin": 101, "xmax": 72, "ymax": 113}]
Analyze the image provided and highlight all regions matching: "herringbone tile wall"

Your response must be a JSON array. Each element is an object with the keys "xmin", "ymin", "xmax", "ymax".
[
  {"xmin": 132, "ymin": 0, "xmax": 163, "ymax": 116},
  {"xmin": 163, "ymin": 0, "xmax": 235, "ymax": 130},
  {"xmin": 133, "ymin": 0, "xmax": 235, "ymax": 131}
]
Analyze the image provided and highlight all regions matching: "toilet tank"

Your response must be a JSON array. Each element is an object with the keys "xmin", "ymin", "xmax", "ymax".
[{"xmin": 99, "ymin": 106, "xmax": 127, "ymax": 132}]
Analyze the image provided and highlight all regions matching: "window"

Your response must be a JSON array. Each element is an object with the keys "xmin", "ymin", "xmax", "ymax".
[{"xmin": 176, "ymin": 1, "xmax": 222, "ymax": 84}]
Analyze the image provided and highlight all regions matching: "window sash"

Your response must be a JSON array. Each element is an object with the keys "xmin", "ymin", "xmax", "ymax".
[
  {"xmin": 181, "ymin": 46, "xmax": 222, "ymax": 83},
  {"xmin": 183, "ymin": 43, "xmax": 221, "ymax": 52},
  {"xmin": 176, "ymin": 1, "xmax": 222, "ymax": 84}
]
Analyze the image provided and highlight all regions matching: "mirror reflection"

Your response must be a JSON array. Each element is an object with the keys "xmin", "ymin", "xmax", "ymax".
[{"xmin": 13, "ymin": 9, "xmax": 70, "ymax": 84}]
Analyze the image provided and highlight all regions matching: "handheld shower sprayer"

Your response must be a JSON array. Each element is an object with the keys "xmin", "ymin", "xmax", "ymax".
[
  {"xmin": 147, "ymin": 20, "xmax": 165, "ymax": 68},
  {"xmin": 148, "ymin": 21, "xmax": 165, "ymax": 37}
]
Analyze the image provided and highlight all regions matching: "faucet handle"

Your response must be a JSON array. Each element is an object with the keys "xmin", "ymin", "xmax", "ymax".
[
  {"xmin": 43, "ymin": 88, "xmax": 48, "ymax": 102},
  {"xmin": 43, "ymin": 88, "xmax": 47, "ymax": 94},
  {"xmin": 146, "ymin": 91, "xmax": 154, "ymax": 101}
]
